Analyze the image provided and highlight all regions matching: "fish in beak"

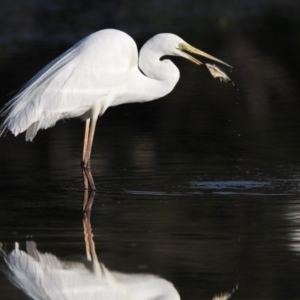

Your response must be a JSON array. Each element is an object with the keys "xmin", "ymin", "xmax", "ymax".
[{"xmin": 178, "ymin": 43, "xmax": 232, "ymax": 83}]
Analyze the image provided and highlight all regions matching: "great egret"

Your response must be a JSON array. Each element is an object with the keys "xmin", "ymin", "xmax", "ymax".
[
  {"xmin": 0, "ymin": 192, "xmax": 233, "ymax": 300},
  {"xmin": 0, "ymin": 29, "xmax": 231, "ymax": 190}
]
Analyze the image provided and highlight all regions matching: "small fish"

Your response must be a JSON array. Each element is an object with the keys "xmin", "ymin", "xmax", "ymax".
[{"xmin": 205, "ymin": 63, "xmax": 232, "ymax": 83}]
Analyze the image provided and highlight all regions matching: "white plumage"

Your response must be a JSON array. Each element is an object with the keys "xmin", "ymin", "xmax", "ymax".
[
  {"xmin": 1, "ymin": 30, "xmax": 140, "ymax": 140},
  {"xmin": 0, "ymin": 29, "xmax": 231, "ymax": 190}
]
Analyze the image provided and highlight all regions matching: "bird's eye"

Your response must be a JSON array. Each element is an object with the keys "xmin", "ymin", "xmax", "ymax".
[{"xmin": 178, "ymin": 43, "xmax": 185, "ymax": 50}]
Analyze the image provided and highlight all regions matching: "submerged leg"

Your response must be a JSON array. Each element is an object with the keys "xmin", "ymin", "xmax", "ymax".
[{"xmin": 82, "ymin": 118, "xmax": 98, "ymax": 191}]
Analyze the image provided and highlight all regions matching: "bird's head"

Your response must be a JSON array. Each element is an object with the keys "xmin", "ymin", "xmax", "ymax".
[
  {"xmin": 149, "ymin": 33, "xmax": 231, "ymax": 69},
  {"xmin": 140, "ymin": 33, "xmax": 232, "ymax": 83}
]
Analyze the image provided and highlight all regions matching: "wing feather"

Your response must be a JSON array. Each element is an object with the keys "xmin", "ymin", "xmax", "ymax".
[{"xmin": 0, "ymin": 29, "xmax": 138, "ymax": 141}]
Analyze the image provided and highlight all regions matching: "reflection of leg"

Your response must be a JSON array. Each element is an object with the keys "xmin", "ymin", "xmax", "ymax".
[
  {"xmin": 82, "ymin": 198, "xmax": 105, "ymax": 279},
  {"xmin": 87, "ymin": 217, "xmax": 106, "ymax": 278},
  {"xmin": 82, "ymin": 118, "xmax": 98, "ymax": 191},
  {"xmin": 83, "ymin": 190, "xmax": 96, "ymax": 212},
  {"xmin": 83, "ymin": 201, "xmax": 92, "ymax": 261},
  {"xmin": 83, "ymin": 190, "xmax": 96, "ymax": 260}
]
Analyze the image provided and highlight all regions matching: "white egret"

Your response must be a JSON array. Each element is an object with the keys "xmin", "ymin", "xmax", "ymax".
[{"xmin": 0, "ymin": 29, "xmax": 232, "ymax": 190}]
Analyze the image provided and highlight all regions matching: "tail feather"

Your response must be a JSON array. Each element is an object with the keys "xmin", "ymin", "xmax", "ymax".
[{"xmin": 0, "ymin": 43, "xmax": 81, "ymax": 140}]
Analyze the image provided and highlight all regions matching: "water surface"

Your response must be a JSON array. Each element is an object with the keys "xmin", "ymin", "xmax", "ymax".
[{"xmin": 1, "ymin": 1, "xmax": 300, "ymax": 299}]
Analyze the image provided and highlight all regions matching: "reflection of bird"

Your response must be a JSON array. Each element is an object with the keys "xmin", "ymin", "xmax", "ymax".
[
  {"xmin": 1, "ymin": 241, "xmax": 181, "ymax": 300},
  {"xmin": 1, "ymin": 192, "xmax": 234, "ymax": 300},
  {"xmin": 1, "ymin": 193, "xmax": 181, "ymax": 300},
  {"xmin": 0, "ymin": 29, "xmax": 231, "ymax": 190}
]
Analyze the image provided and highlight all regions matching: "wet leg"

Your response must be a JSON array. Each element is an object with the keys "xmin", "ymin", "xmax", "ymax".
[
  {"xmin": 82, "ymin": 118, "xmax": 97, "ymax": 191},
  {"xmin": 82, "ymin": 119, "xmax": 90, "ymax": 190}
]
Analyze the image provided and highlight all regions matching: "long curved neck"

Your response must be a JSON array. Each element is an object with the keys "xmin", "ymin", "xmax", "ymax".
[{"xmin": 137, "ymin": 44, "xmax": 180, "ymax": 102}]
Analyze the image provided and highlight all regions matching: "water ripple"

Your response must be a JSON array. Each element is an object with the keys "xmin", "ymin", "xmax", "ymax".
[{"xmin": 125, "ymin": 178, "xmax": 299, "ymax": 197}]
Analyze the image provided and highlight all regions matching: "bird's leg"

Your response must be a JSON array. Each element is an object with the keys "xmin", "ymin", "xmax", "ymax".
[
  {"xmin": 82, "ymin": 119, "xmax": 91, "ymax": 190},
  {"xmin": 82, "ymin": 118, "xmax": 98, "ymax": 191}
]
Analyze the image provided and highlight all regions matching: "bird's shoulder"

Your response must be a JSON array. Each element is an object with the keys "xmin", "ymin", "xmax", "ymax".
[
  {"xmin": 82, "ymin": 29, "xmax": 137, "ymax": 52},
  {"xmin": 76, "ymin": 29, "xmax": 138, "ymax": 69}
]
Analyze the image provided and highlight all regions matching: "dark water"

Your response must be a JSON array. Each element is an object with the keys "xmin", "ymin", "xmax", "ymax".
[{"xmin": 1, "ymin": 1, "xmax": 300, "ymax": 299}]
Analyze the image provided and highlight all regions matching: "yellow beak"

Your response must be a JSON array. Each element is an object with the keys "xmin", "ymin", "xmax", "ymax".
[{"xmin": 179, "ymin": 43, "xmax": 232, "ymax": 68}]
